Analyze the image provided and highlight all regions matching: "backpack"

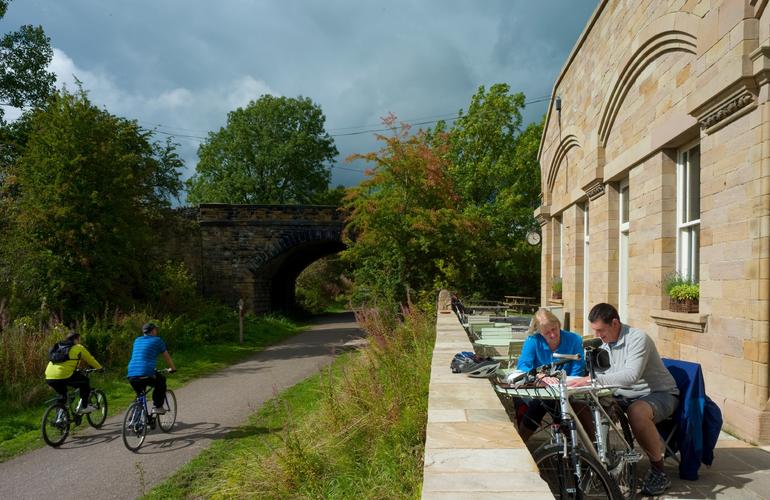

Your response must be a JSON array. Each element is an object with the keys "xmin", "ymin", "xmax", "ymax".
[{"xmin": 48, "ymin": 342, "xmax": 73, "ymax": 363}]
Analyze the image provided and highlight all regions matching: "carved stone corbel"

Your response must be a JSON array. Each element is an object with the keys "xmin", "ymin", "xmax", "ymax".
[
  {"xmin": 691, "ymin": 78, "xmax": 758, "ymax": 134},
  {"xmin": 534, "ymin": 205, "xmax": 551, "ymax": 227},
  {"xmin": 582, "ymin": 178, "xmax": 605, "ymax": 201}
]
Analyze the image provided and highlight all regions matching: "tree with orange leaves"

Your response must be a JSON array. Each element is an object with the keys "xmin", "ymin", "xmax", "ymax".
[{"xmin": 342, "ymin": 83, "xmax": 541, "ymax": 307}]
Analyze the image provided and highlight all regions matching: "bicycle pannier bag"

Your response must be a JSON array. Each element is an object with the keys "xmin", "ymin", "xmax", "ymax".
[{"xmin": 48, "ymin": 342, "xmax": 73, "ymax": 363}]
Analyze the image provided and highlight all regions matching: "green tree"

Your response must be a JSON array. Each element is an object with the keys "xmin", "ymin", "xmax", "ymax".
[
  {"xmin": 0, "ymin": 87, "xmax": 183, "ymax": 317},
  {"xmin": 342, "ymin": 86, "xmax": 543, "ymax": 306},
  {"xmin": 312, "ymin": 184, "xmax": 347, "ymax": 205},
  {"xmin": 448, "ymin": 83, "xmax": 525, "ymax": 206},
  {"xmin": 445, "ymin": 84, "xmax": 542, "ymax": 298},
  {"xmin": 0, "ymin": 0, "xmax": 56, "ymax": 123},
  {"xmin": 342, "ymin": 114, "xmax": 486, "ymax": 306},
  {"xmin": 187, "ymin": 95, "xmax": 338, "ymax": 205},
  {"xmin": 295, "ymin": 256, "xmax": 350, "ymax": 313}
]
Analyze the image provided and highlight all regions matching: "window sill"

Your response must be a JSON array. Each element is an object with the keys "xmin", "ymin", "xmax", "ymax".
[
  {"xmin": 650, "ymin": 309, "xmax": 708, "ymax": 333},
  {"xmin": 548, "ymin": 298, "xmax": 564, "ymax": 306}
]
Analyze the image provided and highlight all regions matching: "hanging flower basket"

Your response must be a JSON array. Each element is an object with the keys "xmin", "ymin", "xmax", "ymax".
[{"xmin": 669, "ymin": 297, "xmax": 699, "ymax": 313}]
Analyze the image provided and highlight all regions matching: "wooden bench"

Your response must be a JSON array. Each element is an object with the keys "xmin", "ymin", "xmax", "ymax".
[{"xmin": 502, "ymin": 295, "xmax": 538, "ymax": 314}]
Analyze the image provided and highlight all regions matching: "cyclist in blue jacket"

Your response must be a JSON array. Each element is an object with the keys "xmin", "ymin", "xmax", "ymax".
[
  {"xmin": 515, "ymin": 308, "xmax": 585, "ymax": 441},
  {"xmin": 127, "ymin": 322, "xmax": 176, "ymax": 414}
]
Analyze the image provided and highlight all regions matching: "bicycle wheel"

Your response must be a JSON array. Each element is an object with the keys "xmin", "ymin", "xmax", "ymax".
[
  {"xmin": 533, "ymin": 444, "xmax": 622, "ymax": 499},
  {"xmin": 157, "ymin": 390, "xmax": 177, "ymax": 432},
  {"xmin": 41, "ymin": 403, "xmax": 70, "ymax": 447},
  {"xmin": 605, "ymin": 404, "xmax": 637, "ymax": 499},
  {"xmin": 86, "ymin": 389, "xmax": 108, "ymax": 428},
  {"xmin": 122, "ymin": 402, "xmax": 147, "ymax": 451}
]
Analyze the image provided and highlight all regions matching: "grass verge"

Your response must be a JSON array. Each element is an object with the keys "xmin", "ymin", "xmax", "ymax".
[
  {"xmin": 145, "ymin": 305, "xmax": 435, "ymax": 499},
  {"xmin": 0, "ymin": 315, "xmax": 302, "ymax": 462}
]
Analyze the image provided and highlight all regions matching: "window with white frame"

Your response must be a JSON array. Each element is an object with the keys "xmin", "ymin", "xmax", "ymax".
[
  {"xmin": 677, "ymin": 144, "xmax": 700, "ymax": 282},
  {"xmin": 559, "ymin": 216, "xmax": 564, "ymax": 279},
  {"xmin": 619, "ymin": 179, "xmax": 629, "ymax": 321},
  {"xmin": 552, "ymin": 215, "xmax": 563, "ymax": 279},
  {"xmin": 583, "ymin": 202, "xmax": 590, "ymax": 333}
]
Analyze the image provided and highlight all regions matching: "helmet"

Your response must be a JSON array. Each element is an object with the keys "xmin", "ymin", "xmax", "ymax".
[
  {"xmin": 465, "ymin": 360, "xmax": 501, "ymax": 378},
  {"xmin": 450, "ymin": 351, "xmax": 476, "ymax": 373},
  {"xmin": 142, "ymin": 322, "xmax": 158, "ymax": 335}
]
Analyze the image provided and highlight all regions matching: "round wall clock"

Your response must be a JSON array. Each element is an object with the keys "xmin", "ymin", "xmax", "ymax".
[{"xmin": 526, "ymin": 230, "xmax": 541, "ymax": 246}]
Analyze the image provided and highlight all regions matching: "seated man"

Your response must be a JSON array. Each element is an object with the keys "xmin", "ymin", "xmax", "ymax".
[
  {"xmin": 568, "ymin": 303, "xmax": 679, "ymax": 497},
  {"xmin": 515, "ymin": 308, "xmax": 585, "ymax": 442}
]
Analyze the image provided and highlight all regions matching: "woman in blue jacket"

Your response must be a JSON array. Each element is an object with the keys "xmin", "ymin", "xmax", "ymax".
[{"xmin": 516, "ymin": 308, "xmax": 585, "ymax": 441}]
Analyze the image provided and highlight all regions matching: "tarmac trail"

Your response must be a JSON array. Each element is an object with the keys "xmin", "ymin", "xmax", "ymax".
[{"xmin": 0, "ymin": 312, "xmax": 363, "ymax": 500}]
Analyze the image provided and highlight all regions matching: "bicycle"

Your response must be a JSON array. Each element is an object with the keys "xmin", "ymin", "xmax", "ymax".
[
  {"xmin": 496, "ymin": 352, "xmax": 641, "ymax": 499},
  {"xmin": 121, "ymin": 368, "xmax": 177, "ymax": 452},
  {"xmin": 41, "ymin": 368, "xmax": 108, "ymax": 447}
]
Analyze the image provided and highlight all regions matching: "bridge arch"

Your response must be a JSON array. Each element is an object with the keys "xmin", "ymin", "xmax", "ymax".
[{"xmin": 197, "ymin": 203, "xmax": 345, "ymax": 313}]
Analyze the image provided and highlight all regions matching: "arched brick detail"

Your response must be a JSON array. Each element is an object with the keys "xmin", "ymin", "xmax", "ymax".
[
  {"xmin": 598, "ymin": 13, "xmax": 698, "ymax": 148},
  {"xmin": 546, "ymin": 134, "xmax": 582, "ymax": 196},
  {"xmin": 247, "ymin": 227, "xmax": 344, "ymax": 273}
]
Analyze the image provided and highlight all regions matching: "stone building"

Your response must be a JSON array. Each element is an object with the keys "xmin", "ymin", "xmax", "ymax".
[{"xmin": 537, "ymin": 0, "xmax": 770, "ymax": 443}]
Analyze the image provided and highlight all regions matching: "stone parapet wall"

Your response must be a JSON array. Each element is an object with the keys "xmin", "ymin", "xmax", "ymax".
[
  {"xmin": 199, "ymin": 203, "xmax": 343, "ymax": 224},
  {"xmin": 421, "ymin": 304, "xmax": 551, "ymax": 498}
]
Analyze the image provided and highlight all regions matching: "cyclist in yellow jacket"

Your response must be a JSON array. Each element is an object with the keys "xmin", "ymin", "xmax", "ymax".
[{"xmin": 44, "ymin": 332, "xmax": 103, "ymax": 414}]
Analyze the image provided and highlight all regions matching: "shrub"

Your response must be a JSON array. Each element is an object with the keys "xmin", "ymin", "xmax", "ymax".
[
  {"xmin": 669, "ymin": 283, "xmax": 699, "ymax": 301},
  {"xmin": 0, "ymin": 299, "xmax": 284, "ymax": 413},
  {"xmin": 662, "ymin": 272, "xmax": 698, "ymax": 300},
  {"xmin": 552, "ymin": 277, "xmax": 563, "ymax": 295},
  {"xmin": 198, "ymin": 304, "xmax": 434, "ymax": 498},
  {"xmin": 146, "ymin": 260, "xmax": 199, "ymax": 313}
]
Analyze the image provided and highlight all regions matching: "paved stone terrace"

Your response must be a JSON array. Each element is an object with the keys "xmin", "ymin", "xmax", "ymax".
[
  {"xmin": 421, "ymin": 311, "xmax": 552, "ymax": 499},
  {"xmin": 421, "ymin": 311, "xmax": 770, "ymax": 499},
  {"xmin": 648, "ymin": 432, "xmax": 770, "ymax": 499}
]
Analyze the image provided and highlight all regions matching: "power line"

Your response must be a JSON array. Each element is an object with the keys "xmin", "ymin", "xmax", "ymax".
[
  {"xmin": 140, "ymin": 94, "xmax": 554, "ymax": 142},
  {"xmin": 327, "ymin": 111, "xmax": 460, "ymax": 132},
  {"xmin": 329, "ymin": 95, "xmax": 551, "ymax": 138},
  {"xmin": 331, "ymin": 164, "xmax": 367, "ymax": 172}
]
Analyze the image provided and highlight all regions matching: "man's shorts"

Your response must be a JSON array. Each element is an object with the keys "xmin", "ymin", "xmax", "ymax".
[{"xmin": 614, "ymin": 391, "xmax": 679, "ymax": 423}]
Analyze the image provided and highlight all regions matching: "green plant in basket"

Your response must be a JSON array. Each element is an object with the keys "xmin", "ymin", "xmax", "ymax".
[
  {"xmin": 663, "ymin": 272, "xmax": 699, "ymax": 312},
  {"xmin": 669, "ymin": 283, "xmax": 699, "ymax": 301},
  {"xmin": 552, "ymin": 277, "xmax": 563, "ymax": 298},
  {"xmin": 662, "ymin": 272, "xmax": 686, "ymax": 296}
]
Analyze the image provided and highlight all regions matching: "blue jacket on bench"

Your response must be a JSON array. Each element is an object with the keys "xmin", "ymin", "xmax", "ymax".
[{"xmin": 661, "ymin": 358, "xmax": 723, "ymax": 480}]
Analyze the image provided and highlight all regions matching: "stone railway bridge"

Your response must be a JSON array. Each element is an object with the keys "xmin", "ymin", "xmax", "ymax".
[{"xmin": 176, "ymin": 204, "xmax": 345, "ymax": 313}]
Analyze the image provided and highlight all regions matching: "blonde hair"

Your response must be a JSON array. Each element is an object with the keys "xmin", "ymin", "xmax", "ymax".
[{"xmin": 527, "ymin": 308, "xmax": 561, "ymax": 334}]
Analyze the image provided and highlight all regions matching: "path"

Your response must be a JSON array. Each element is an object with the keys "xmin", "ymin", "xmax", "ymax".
[{"xmin": 0, "ymin": 312, "xmax": 363, "ymax": 500}]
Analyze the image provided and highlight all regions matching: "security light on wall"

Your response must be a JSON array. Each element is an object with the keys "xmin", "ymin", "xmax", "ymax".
[{"xmin": 555, "ymin": 95, "xmax": 562, "ymax": 112}]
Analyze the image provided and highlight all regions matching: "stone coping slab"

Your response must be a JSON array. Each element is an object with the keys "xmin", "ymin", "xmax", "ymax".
[{"xmin": 421, "ymin": 311, "xmax": 551, "ymax": 498}]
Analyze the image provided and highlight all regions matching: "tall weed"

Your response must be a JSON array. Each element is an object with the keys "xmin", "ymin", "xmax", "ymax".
[
  {"xmin": 196, "ymin": 304, "xmax": 435, "ymax": 499},
  {"xmin": 0, "ymin": 301, "xmax": 292, "ymax": 413}
]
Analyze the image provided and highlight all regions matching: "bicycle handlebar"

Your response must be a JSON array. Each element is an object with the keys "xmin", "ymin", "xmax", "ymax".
[
  {"xmin": 552, "ymin": 353, "xmax": 581, "ymax": 361},
  {"xmin": 508, "ymin": 357, "xmax": 577, "ymax": 385}
]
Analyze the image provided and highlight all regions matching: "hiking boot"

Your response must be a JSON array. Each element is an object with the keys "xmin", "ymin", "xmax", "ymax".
[
  {"xmin": 151, "ymin": 406, "xmax": 166, "ymax": 415},
  {"xmin": 641, "ymin": 468, "xmax": 671, "ymax": 496}
]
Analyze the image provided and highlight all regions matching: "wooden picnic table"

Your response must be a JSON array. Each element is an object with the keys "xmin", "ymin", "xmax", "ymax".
[
  {"xmin": 465, "ymin": 304, "xmax": 507, "ymax": 315},
  {"xmin": 502, "ymin": 295, "xmax": 537, "ymax": 313}
]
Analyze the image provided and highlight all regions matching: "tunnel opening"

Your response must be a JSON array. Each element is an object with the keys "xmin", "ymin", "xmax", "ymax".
[{"xmin": 259, "ymin": 239, "xmax": 346, "ymax": 313}]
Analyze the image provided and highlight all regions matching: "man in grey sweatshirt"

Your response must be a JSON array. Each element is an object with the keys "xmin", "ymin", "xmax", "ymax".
[{"xmin": 568, "ymin": 303, "xmax": 679, "ymax": 496}]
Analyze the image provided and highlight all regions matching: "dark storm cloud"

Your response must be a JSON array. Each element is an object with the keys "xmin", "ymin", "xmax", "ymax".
[{"xmin": 2, "ymin": 0, "xmax": 597, "ymax": 189}]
